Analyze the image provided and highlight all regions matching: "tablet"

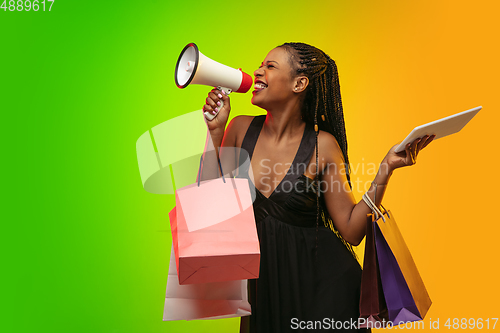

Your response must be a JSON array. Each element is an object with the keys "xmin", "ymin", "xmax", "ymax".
[{"xmin": 395, "ymin": 106, "xmax": 482, "ymax": 153}]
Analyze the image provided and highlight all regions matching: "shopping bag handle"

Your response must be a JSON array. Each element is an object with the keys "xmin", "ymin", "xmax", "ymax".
[
  {"xmin": 380, "ymin": 204, "xmax": 391, "ymax": 219},
  {"xmin": 362, "ymin": 192, "xmax": 389, "ymax": 222},
  {"xmin": 196, "ymin": 151, "xmax": 247, "ymax": 214},
  {"xmin": 196, "ymin": 154, "xmax": 226, "ymax": 187}
]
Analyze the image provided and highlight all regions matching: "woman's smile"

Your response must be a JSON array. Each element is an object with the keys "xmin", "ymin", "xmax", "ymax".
[{"xmin": 253, "ymin": 80, "xmax": 268, "ymax": 93}]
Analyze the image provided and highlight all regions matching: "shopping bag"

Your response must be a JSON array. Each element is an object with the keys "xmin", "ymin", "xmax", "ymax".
[
  {"xmin": 163, "ymin": 245, "xmax": 251, "ymax": 321},
  {"xmin": 170, "ymin": 156, "xmax": 260, "ymax": 284},
  {"xmin": 374, "ymin": 209, "xmax": 432, "ymax": 325},
  {"xmin": 359, "ymin": 215, "xmax": 388, "ymax": 328}
]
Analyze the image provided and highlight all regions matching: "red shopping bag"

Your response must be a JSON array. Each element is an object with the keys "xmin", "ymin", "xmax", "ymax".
[{"xmin": 169, "ymin": 156, "xmax": 260, "ymax": 285}]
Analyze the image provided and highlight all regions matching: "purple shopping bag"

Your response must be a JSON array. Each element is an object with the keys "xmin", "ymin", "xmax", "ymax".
[
  {"xmin": 375, "ymin": 210, "xmax": 432, "ymax": 320},
  {"xmin": 374, "ymin": 223, "xmax": 422, "ymax": 325}
]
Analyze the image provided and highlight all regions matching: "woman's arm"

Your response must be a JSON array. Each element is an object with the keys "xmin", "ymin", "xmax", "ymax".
[
  {"xmin": 319, "ymin": 132, "xmax": 435, "ymax": 245},
  {"xmin": 199, "ymin": 88, "xmax": 252, "ymax": 180},
  {"xmin": 199, "ymin": 88, "xmax": 233, "ymax": 181}
]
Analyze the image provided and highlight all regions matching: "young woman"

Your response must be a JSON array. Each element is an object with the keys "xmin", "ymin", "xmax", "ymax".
[{"xmin": 202, "ymin": 42, "xmax": 434, "ymax": 332}]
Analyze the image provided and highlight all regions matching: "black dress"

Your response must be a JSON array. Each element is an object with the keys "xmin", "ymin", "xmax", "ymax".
[{"xmin": 238, "ymin": 116, "xmax": 368, "ymax": 333}]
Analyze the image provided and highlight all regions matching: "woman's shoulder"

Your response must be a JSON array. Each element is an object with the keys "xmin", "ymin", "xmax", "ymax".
[
  {"xmin": 225, "ymin": 115, "xmax": 259, "ymax": 148},
  {"xmin": 228, "ymin": 115, "xmax": 256, "ymax": 128},
  {"xmin": 317, "ymin": 130, "xmax": 346, "ymax": 165},
  {"xmin": 317, "ymin": 130, "xmax": 340, "ymax": 149}
]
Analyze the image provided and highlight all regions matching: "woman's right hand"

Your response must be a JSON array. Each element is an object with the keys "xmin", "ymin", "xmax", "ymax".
[{"xmin": 203, "ymin": 87, "xmax": 231, "ymax": 133}]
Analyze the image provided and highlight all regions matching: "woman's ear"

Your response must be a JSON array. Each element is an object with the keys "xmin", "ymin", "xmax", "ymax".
[{"xmin": 293, "ymin": 76, "xmax": 309, "ymax": 93}]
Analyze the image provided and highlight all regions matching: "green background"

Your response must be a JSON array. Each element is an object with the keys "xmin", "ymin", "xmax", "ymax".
[{"xmin": 2, "ymin": 1, "xmax": 499, "ymax": 332}]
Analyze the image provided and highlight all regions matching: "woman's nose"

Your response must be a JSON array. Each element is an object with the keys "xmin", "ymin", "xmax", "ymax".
[{"xmin": 254, "ymin": 67, "xmax": 264, "ymax": 77}]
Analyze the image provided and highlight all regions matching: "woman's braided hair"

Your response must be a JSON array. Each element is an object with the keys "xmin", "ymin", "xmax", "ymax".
[{"xmin": 280, "ymin": 42, "xmax": 356, "ymax": 258}]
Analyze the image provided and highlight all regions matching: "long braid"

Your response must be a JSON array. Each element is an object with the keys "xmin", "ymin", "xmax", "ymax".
[
  {"xmin": 280, "ymin": 42, "xmax": 356, "ymax": 259},
  {"xmin": 314, "ymin": 79, "xmax": 319, "ymax": 256}
]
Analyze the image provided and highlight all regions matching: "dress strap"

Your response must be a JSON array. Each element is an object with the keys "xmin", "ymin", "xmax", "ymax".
[
  {"xmin": 293, "ymin": 123, "xmax": 316, "ymax": 176},
  {"xmin": 240, "ymin": 115, "xmax": 266, "ymax": 160}
]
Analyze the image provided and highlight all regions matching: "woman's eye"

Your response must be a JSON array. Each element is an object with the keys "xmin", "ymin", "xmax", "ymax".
[{"xmin": 267, "ymin": 64, "xmax": 274, "ymax": 69}]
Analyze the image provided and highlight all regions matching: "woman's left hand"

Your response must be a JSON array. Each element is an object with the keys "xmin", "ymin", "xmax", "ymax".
[{"xmin": 383, "ymin": 134, "xmax": 436, "ymax": 172}]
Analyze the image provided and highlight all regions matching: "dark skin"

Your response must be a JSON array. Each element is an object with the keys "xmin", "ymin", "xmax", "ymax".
[{"xmin": 203, "ymin": 47, "xmax": 435, "ymax": 246}]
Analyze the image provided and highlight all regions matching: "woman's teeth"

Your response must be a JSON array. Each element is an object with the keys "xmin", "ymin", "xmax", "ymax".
[{"xmin": 254, "ymin": 83, "xmax": 268, "ymax": 90}]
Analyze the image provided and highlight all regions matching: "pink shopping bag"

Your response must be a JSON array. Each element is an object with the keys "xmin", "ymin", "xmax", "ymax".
[{"xmin": 169, "ymin": 165, "xmax": 260, "ymax": 285}]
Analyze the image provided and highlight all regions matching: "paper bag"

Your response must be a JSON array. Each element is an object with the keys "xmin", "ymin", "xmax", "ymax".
[
  {"xmin": 163, "ymin": 245, "xmax": 251, "ymax": 321},
  {"xmin": 359, "ymin": 215, "xmax": 388, "ymax": 328},
  {"xmin": 374, "ymin": 210, "xmax": 432, "ymax": 324},
  {"xmin": 170, "ymin": 177, "xmax": 260, "ymax": 284}
]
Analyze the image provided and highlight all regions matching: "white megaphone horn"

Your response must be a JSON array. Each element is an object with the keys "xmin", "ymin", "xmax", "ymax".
[{"xmin": 175, "ymin": 42, "xmax": 253, "ymax": 121}]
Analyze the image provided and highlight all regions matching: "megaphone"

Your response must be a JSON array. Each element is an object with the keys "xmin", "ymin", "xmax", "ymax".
[{"xmin": 175, "ymin": 42, "xmax": 253, "ymax": 121}]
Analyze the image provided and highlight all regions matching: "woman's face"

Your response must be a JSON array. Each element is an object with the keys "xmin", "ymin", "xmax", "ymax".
[{"xmin": 251, "ymin": 47, "xmax": 297, "ymax": 110}]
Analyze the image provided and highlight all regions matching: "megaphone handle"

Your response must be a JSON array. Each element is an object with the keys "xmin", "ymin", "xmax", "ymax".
[{"xmin": 204, "ymin": 86, "xmax": 232, "ymax": 121}]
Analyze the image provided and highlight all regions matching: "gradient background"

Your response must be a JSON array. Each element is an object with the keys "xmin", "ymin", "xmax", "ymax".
[{"xmin": 2, "ymin": 0, "xmax": 499, "ymax": 332}]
